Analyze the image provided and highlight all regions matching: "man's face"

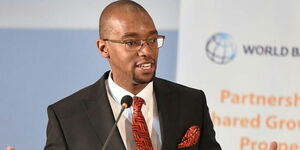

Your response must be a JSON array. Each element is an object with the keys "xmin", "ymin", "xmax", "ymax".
[{"xmin": 101, "ymin": 11, "xmax": 159, "ymax": 88}]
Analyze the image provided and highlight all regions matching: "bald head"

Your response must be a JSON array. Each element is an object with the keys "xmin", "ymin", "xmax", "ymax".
[{"xmin": 99, "ymin": 0, "xmax": 153, "ymax": 38}]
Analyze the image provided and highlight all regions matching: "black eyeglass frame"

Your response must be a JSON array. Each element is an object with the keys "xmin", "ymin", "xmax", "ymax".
[{"xmin": 103, "ymin": 35, "xmax": 165, "ymax": 50}]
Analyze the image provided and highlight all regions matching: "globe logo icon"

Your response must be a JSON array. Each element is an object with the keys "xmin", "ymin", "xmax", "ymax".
[{"xmin": 206, "ymin": 33, "xmax": 237, "ymax": 64}]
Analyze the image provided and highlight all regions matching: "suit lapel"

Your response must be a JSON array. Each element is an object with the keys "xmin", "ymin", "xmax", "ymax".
[
  {"xmin": 80, "ymin": 75, "xmax": 183, "ymax": 150},
  {"xmin": 154, "ymin": 78, "xmax": 182, "ymax": 150},
  {"xmin": 82, "ymin": 72, "xmax": 126, "ymax": 150}
]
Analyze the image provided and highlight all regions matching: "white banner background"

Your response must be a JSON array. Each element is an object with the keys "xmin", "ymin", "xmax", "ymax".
[{"xmin": 177, "ymin": 0, "xmax": 300, "ymax": 149}]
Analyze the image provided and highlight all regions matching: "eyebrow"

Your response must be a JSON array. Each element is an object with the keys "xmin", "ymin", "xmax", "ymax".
[{"xmin": 121, "ymin": 30, "xmax": 158, "ymax": 39}]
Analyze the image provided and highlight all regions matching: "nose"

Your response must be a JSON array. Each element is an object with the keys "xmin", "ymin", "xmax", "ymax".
[{"xmin": 138, "ymin": 41, "xmax": 152, "ymax": 57}]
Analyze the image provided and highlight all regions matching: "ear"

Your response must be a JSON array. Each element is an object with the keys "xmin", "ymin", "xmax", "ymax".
[{"xmin": 96, "ymin": 39, "xmax": 110, "ymax": 58}]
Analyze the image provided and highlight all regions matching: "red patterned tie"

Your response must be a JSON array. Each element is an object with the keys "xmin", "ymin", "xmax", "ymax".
[{"xmin": 132, "ymin": 96, "xmax": 154, "ymax": 150}]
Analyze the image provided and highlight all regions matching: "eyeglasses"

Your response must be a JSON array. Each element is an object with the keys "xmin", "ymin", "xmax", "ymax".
[{"xmin": 103, "ymin": 35, "xmax": 165, "ymax": 51}]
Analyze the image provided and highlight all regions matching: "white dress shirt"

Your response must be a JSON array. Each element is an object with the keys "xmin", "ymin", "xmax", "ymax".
[{"xmin": 105, "ymin": 72, "xmax": 162, "ymax": 150}]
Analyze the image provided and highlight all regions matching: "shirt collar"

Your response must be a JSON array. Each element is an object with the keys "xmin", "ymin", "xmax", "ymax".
[{"xmin": 107, "ymin": 72, "xmax": 154, "ymax": 105}]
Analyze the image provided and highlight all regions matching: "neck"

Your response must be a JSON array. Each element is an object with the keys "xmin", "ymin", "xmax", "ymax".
[
  {"xmin": 115, "ymin": 81, "xmax": 148, "ymax": 95},
  {"xmin": 110, "ymin": 73, "xmax": 149, "ymax": 95},
  {"xmin": 130, "ymin": 83, "xmax": 148, "ymax": 95}
]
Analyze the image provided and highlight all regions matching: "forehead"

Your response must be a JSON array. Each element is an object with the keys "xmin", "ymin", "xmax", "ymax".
[{"xmin": 108, "ymin": 11, "xmax": 157, "ymax": 39}]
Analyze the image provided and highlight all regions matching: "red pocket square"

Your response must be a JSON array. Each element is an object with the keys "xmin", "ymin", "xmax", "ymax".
[{"xmin": 177, "ymin": 125, "xmax": 201, "ymax": 149}]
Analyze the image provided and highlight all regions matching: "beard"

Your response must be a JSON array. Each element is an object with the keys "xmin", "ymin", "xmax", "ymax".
[{"xmin": 132, "ymin": 71, "xmax": 156, "ymax": 85}]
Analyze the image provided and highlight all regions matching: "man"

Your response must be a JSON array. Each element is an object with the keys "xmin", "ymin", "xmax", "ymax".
[
  {"xmin": 2, "ymin": 1, "xmax": 273, "ymax": 150},
  {"xmin": 43, "ymin": 1, "xmax": 220, "ymax": 149}
]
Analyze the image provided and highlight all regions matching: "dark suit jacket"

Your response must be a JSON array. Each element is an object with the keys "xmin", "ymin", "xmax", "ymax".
[{"xmin": 44, "ymin": 72, "xmax": 221, "ymax": 150}]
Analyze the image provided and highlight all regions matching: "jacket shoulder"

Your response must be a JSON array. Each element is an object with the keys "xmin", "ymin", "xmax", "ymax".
[
  {"xmin": 154, "ymin": 77, "xmax": 205, "ymax": 95},
  {"xmin": 48, "ymin": 73, "xmax": 107, "ymax": 117},
  {"xmin": 51, "ymin": 83, "xmax": 94, "ymax": 107},
  {"xmin": 50, "ymin": 72, "xmax": 109, "ymax": 108}
]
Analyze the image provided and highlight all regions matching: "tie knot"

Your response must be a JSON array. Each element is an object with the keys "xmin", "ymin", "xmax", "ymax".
[{"xmin": 133, "ymin": 96, "xmax": 145, "ymax": 112}]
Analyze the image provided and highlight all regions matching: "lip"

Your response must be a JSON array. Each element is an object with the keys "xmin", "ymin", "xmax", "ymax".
[
  {"xmin": 136, "ymin": 60, "xmax": 155, "ymax": 66},
  {"xmin": 135, "ymin": 61, "xmax": 156, "ymax": 73}
]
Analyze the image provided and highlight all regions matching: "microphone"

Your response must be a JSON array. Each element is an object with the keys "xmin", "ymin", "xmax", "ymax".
[{"xmin": 101, "ymin": 95, "xmax": 133, "ymax": 150}]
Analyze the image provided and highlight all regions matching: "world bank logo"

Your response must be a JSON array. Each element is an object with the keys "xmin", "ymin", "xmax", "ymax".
[{"xmin": 206, "ymin": 33, "xmax": 237, "ymax": 64}]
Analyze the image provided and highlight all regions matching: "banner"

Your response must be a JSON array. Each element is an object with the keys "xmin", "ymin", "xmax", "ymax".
[{"xmin": 177, "ymin": 0, "xmax": 300, "ymax": 149}]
